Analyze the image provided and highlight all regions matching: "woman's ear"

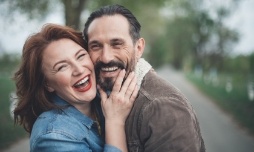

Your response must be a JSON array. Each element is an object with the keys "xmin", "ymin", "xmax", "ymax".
[
  {"xmin": 135, "ymin": 38, "xmax": 145, "ymax": 59},
  {"xmin": 45, "ymin": 83, "xmax": 54, "ymax": 92}
]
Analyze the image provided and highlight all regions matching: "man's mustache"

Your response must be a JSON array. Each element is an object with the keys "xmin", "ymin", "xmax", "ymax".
[{"xmin": 94, "ymin": 61, "xmax": 125, "ymax": 72}]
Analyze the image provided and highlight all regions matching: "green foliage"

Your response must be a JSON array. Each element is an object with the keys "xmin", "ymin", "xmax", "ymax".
[
  {"xmin": 0, "ymin": 53, "xmax": 20, "ymax": 75},
  {"xmin": 147, "ymin": 36, "xmax": 168, "ymax": 68},
  {"xmin": 0, "ymin": 54, "xmax": 27, "ymax": 150},
  {"xmin": 151, "ymin": 0, "xmax": 239, "ymax": 70},
  {"xmin": 249, "ymin": 52, "xmax": 254, "ymax": 73},
  {"xmin": 0, "ymin": 76, "xmax": 27, "ymax": 150},
  {"xmin": 90, "ymin": 0, "xmax": 166, "ymax": 11},
  {"xmin": 186, "ymin": 72, "xmax": 254, "ymax": 135},
  {"xmin": 1, "ymin": 0, "xmax": 51, "ymax": 20},
  {"xmin": 1, "ymin": 0, "xmax": 241, "ymax": 70},
  {"xmin": 164, "ymin": 17, "xmax": 194, "ymax": 69},
  {"xmin": 223, "ymin": 55, "xmax": 250, "ymax": 74}
]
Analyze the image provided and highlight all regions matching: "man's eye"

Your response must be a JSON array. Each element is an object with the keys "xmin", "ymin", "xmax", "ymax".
[
  {"xmin": 112, "ymin": 42, "xmax": 122, "ymax": 48},
  {"xmin": 90, "ymin": 44, "xmax": 100, "ymax": 51}
]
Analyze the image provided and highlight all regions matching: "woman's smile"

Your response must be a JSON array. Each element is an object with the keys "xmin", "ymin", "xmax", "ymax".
[{"xmin": 73, "ymin": 75, "xmax": 92, "ymax": 92}]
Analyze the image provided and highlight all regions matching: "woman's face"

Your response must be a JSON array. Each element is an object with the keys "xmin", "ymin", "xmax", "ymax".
[{"xmin": 42, "ymin": 38, "xmax": 96, "ymax": 109}]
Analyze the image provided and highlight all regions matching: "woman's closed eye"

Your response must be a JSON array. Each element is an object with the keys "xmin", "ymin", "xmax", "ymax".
[
  {"xmin": 57, "ymin": 64, "xmax": 69, "ymax": 72},
  {"xmin": 77, "ymin": 53, "xmax": 86, "ymax": 61}
]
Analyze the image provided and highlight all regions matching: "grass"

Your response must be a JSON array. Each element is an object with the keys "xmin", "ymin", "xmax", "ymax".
[
  {"xmin": 0, "ymin": 75, "xmax": 28, "ymax": 150},
  {"xmin": 186, "ymin": 72, "xmax": 254, "ymax": 135}
]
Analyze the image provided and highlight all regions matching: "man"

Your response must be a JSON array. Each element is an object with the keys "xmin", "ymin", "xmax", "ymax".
[{"xmin": 83, "ymin": 4, "xmax": 205, "ymax": 152}]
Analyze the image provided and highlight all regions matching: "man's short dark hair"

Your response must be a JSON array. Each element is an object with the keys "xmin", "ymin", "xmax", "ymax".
[{"xmin": 83, "ymin": 4, "xmax": 141, "ymax": 47}]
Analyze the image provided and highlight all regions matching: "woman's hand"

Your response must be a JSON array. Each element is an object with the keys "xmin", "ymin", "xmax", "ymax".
[
  {"xmin": 98, "ymin": 69, "xmax": 139, "ymax": 125},
  {"xmin": 98, "ymin": 69, "xmax": 138, "ymax": 152}
]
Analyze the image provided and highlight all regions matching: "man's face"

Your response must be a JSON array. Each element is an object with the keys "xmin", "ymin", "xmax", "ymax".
[{"xmin": 87, "ymin": 14, "xmax": 143, "ymax": 92}]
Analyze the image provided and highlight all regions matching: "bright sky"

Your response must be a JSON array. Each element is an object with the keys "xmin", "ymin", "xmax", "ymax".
[
  {"xmin": 204, "ymin": 0, "xmax": 254, "ymax": 55},
  {"xmin": 0, "ymin": 10, "xmax": 64, "ymax": 54},
  {"xmin": 0, "ymin": 0, "xmax": 253, "ymax": 55},
  {"xmin": 226, "ymin": 0, "xmax": 254, "ymax": 55}
]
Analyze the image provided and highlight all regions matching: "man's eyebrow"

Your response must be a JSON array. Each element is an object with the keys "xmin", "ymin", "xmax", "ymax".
[
  {"xmin": 110, "ymin": 38, "xmax": 124, "ymax": 43},
  {"xmin": 88, "ymin": 40, "xmax": 100, "ymax": 45}
]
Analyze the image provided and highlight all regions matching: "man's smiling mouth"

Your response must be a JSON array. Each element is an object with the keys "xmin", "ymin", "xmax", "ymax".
[{"xmin": 101, "ymin": 66, "xmax": 119, "ymax": 72}]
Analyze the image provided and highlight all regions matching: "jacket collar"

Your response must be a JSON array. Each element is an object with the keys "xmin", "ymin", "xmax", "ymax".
[{"xmin": 134, "ymin": 58, "xmax": 152, "ymax": 88}]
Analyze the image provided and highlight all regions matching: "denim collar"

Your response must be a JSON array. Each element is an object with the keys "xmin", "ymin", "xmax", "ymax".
[{"xmin": 52, "ymin": 95, "xmax": 94, "ymax": 129}]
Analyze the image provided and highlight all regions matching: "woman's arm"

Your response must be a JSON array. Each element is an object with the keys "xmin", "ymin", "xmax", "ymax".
[
  {"xmin": 99, "ymin": 69, "xmax": 138, "ymax": 152},
  {"xmin": 31, "ymin": 132, "xmax": 91, "ymax": 152}
]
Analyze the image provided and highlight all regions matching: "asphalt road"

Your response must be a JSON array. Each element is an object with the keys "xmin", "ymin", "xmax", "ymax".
[
  {"xmin": 4, "ymin": 65, "xmax": 254, "ymax": 152},
  {"xmin": 157, "ymin": 65, "xmax": 254, "ymax": 152}
]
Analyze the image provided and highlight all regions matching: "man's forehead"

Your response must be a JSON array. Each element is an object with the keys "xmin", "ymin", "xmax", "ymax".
[
  {"xmin": 88, "ymin": 15, "xmax": 129, "ymax": 33},
  {"xmin": 87, "ymin": 15, "xmax": 130, "ymax": 43}
]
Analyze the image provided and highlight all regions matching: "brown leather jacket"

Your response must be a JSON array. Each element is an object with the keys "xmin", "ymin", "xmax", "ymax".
[{"xmin": 125, "ymin": 70, "xmax": 205, "ymax": 152}]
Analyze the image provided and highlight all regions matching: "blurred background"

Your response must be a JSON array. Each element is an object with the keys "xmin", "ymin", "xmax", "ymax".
[{"xmin": 0, "ymin": 0, "xmax": 254, "ymax": 151}]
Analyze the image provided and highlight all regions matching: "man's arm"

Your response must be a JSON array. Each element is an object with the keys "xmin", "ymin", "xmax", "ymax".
[{"xmin": 140, "ymin": 94, "xmax": 204, "ymax": 152}]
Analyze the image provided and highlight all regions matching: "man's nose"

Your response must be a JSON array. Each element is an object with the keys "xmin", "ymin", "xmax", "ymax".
[{"xmin": 100, "ymin": 45, "xmax": 114, "ymax": 63}]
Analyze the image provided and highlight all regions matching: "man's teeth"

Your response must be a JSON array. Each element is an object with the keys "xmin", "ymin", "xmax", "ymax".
[
  {"xmin": 101, "ymin": 67, "xmax": 118, "ymax": 72},
  {"xmin": 76, "ymin": 77, "xmax": 89, "ymax": 86}
]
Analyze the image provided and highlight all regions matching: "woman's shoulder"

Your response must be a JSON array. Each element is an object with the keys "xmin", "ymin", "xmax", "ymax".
[
  {"xmin": 30, "ymin": 109, "xmax": 94, "ymax": 152},
  {"xmin": 31, "ymin": 109, "xmax": 87, "ymax": 140}
]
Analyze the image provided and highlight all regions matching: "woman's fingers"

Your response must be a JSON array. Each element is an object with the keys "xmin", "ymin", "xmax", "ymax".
[
  {"xmin": 124, "ymin": 75, "xmax": 137, "ymax": 100},
  {"xmin": 110, "ymin": 70, "xmax": 138, "ymax": 101},
  {"xmin": 106, "ymin": 70, "xmax": 138, "ymax": 111},
  {"xmin": 130, "ymin": 85, "xmax": 139, "ymax": 103},
  {"xmin": 101, "ymin": 70, "xmax": 139, "ymax": 124},
  {"xmin": 111, "ymin": 69, "xmax": 126, "ymax": 94},
  {"xmin": 98, "ymin": 85, "xmax": 107, "ymax": 103},
  {"xmin": 119, "ymin": 71, "xmax": 135, "ymax": 96}
]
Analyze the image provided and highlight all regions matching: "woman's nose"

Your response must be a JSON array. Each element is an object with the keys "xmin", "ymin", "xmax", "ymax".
[{"xmin": 72, "ymin": 63, "xmax": 84, "ymax": 76}]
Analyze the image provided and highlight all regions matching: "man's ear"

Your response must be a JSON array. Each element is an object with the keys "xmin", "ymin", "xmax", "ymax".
[
  {"xmin": 45, "ymin": 83, "xmax": 54, "ymax": 92},
  {"xmin": 135, "ymin": 38, "xmax": 145, "ymax": 59}
]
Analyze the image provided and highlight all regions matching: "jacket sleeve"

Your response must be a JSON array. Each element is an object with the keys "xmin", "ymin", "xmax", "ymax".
[{"xmin": 140, "ymin": 93, "xmax": 204, "ymax": 152}]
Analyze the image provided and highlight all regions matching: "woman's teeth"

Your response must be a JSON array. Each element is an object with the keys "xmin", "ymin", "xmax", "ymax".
[{"xmin": 75, "ymin": 77, "xmax": 89, "ymax": 87}]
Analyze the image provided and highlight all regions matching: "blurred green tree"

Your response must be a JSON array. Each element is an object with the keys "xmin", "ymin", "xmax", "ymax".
[
  {"xmin": 205, "ymin": 7, "xmax": 239, "ymax": 71},
  {"xmin": 249, "ymin": 52, "xmax": 254, "ymax": 74},
  {"xmin": 159, "ymin": 0, "xmax": 239, "ymax": 70},
  {"xmin": 0, "ymin": 0, "xmax": 87, "ymax": 30},
  {"xmin": 224, "ymin": 55, "xmax": 249, "ymax": 74},
  {"xmin": 0, "ymin": 0, "xmax": 166, "ymax": 30},
  {"xmin": 0, "ymin": 53, "xmax": 20, "ymax": 74},
  {"xmin": 0, "ymin": 0, "xmax": 242, "ymax": 71}
]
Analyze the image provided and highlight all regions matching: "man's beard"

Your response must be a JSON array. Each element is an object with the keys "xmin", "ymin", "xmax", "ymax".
[{"xmin": 95, "ymin": 56, "xmax": 136, "ymax": 92}]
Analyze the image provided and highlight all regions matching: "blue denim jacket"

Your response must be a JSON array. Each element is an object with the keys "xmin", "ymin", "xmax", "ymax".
[{"xmin": 30, "ymin": 95, "xmax": 121, "ymax": 152}]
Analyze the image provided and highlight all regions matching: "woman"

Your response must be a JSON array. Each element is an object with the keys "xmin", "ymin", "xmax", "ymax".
[{"xmin": 13, "ymin": 23, "xmax": 138, "ymax": 152}]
